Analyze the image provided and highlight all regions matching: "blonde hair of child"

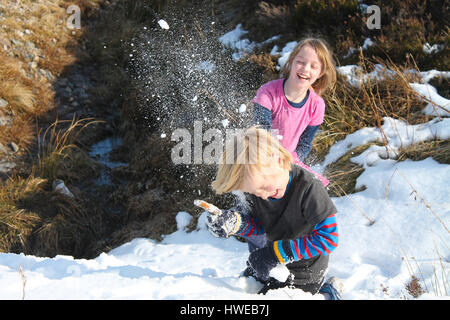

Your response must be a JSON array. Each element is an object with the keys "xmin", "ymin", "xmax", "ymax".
[
  {"xmin": 281, "ymin": 38, "xmax": 336, "ymax": 95},
  {"xmin": 211, "ymin": 127, "xmax": 293, "ymax": 194}
]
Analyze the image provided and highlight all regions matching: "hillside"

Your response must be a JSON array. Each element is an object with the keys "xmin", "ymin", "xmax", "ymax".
[{"xmin": 0, "ymin": 0, "xmax": 448, "ymax": 300}]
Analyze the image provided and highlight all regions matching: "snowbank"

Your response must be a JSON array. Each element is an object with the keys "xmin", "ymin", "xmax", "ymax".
[
  {"xmin": 0, "ymin": 31, "xmax": 448, "ymax": 301},
  {"xmin": 1, "ymin": 115, "xmax": 448, "ymax": 300}
]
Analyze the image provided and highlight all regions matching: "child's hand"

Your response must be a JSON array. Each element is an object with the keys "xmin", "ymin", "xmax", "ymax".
[
  {"xmin": 248, "ymin": 245, "xmax": 280, "ymax": 282},
  {"xmin": 206, "ymin": 209, "xmax": 242, "ymax": 238}
]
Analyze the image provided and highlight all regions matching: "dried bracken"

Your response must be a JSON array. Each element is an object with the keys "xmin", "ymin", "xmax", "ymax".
[{"xmin": 406, "ymin": 275, "xmax": 424, "ymax": 298}]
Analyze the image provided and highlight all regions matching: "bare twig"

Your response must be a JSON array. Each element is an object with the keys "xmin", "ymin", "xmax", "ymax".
[
  {"xmin": 19, "ymin": 265, "xmax": 26, "ymax": 300},
  {"xmin": 333, "ymin": 183, "xmax": 375, "ymax": 225},
  {"xmin": 395, "ymin": 170, "xmax": 449, "ymax": 234},
  {"xmin": 199, "ymin": 89, "xmax": 238, "ymax": 123}
]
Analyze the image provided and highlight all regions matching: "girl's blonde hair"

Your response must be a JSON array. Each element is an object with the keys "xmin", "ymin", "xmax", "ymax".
[
  {"xmin": 281, "ymin": 38, "xmax": 336, "ymax": 95},
  {"xmin": 211, "ymin": 126, "xmax": 293, "ymax": 194}
]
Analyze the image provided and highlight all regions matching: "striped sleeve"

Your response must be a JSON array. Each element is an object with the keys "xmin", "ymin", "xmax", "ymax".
[
  {"xmin": 273, "ymin": 214, "xmax": 338, "ymax": 264},
  {"xmin": 236, "ymin": 214, "xmax": 265, "ymax": 238}
]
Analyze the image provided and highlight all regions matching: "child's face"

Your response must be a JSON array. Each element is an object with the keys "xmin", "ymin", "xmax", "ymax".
[
  {"xmin": 240, "ymin": 164, "xmax": 290, "ymax": 200},
  {"xmin": 288, "ymin": 44, "xmax": 323, "ymax": 90}
]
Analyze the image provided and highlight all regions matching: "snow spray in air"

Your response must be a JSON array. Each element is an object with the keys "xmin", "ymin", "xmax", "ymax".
[{"xmin": 125, "ymin": 5, "xmax": 264, "ymax": 201}]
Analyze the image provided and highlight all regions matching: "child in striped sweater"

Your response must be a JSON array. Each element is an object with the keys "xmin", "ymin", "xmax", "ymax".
[{"xmin": 206, "ymin": 127, "xmax": 343, "ymax": 299}]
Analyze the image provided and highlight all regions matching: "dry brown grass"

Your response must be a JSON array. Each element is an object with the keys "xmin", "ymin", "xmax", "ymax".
[
  {"xmin": 304, "ymin": 51, "xmax": 448, "ymax": 198},
  {"xmin": 406, "ymin": 275, "xmax": 425, "ymax": 298},
  {"xmin": 34, "ymin": 117, "xmax": 101, "ymax": 181},
  {"xmin": 312, "ymin": 52, "xmax": 431, "ymax": 163},
  {"xmin": 0, "ymin": 0, "xmax": 101, "ymax": 151},
  {"xmin": 0, "ymin": 81, "xmax": 35, "ymax": 114},
  {"xmin": 3, "ymin": 116, "xmax": 35, "ymax": 147},
  {"xmin": 0, "ymin": 115, "xmax": 101, "ymax": 256},
  {"xmin": 247, "ymin": 52, "xmax": 278, "ymax": 83},
  {"xmin": 397, "ymin": 140, "xmax": 450, "ymax": 165},
  {"xmin": 0, "ymin": 54, "xmax": 35, "ymax": 112},
  {"xmin": 0, "ymin": 176, "xmax": 45, "ymax": 252},
  {"xmin": 0, "ymin": 172, "xmax": 100, "ymax": 257},
  {"xmin": 38, "ymin": 46, "xmax": 77, "ymax": 76},
  {"xmin": 323, "ymin": 143, "xmax": 381, "ymax": 197}
]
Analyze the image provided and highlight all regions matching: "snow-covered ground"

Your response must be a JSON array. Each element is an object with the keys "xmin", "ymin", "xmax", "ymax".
[
  {"xmin": 0, "ymin": 24, "xmax": 448, "ymax": 301},
  {"xmin": 1, "ymin": 115, "xmax": 448, "ymax": 300}
]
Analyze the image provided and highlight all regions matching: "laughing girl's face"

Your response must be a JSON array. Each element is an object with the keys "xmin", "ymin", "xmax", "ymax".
[
  {"xmin": 288, "ymin": 44, "xmax": 323, "ymax": 91},
  {"xmin": 239, "ymin": 164, "xmax": 290, "ymax": 201}
]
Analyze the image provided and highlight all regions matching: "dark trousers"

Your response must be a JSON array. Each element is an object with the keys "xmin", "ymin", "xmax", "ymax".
[{"xmin": 246, "ymin": 234, "xmax": 328, "ymax": 295}]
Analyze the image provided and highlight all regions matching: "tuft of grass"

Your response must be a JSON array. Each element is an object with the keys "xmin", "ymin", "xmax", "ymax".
[
  {"xmin": 34, "ymin": 117, "xmax": 101, "ymax": 182},
  {"xmin": 30, "ymin": 191, "xmax": 97, "ymax": 257},
  {"xmin": 0, "ymin": 81, "xmax": 35, "ymax": 114},
  {"xmin": 397, "ymin": 139, "xmax": 450, "ymax": 165},
  {"xmin": 0, "ymin": 172, "xmax": 102, "ymax": 257},
  {"xmin": 0, "ymin": 116, "xmax": 35, "ymax": 149},
  {"xmin": 406, "ymin": 275, "xmax": 425, "ymax": 298},
  {"xmin": 0, "ymin": 176, "xmax": 45, "ymax": 252},
  {"xmin": 323, "ymin": 143, "xmax": 383, "ymax": 197}
]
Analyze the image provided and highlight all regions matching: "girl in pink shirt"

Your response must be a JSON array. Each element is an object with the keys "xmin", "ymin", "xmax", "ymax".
[{"xmin": 252, "ymin": 38, "xmax": 336, "ymax": 187}]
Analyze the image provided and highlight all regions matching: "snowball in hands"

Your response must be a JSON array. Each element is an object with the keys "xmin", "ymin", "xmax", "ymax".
[{"xmin": 269, "ymin": 264, "xmax": 291, "ymax": 283}]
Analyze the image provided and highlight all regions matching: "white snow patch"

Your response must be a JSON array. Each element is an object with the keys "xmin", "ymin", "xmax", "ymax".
[
  {"xmin": 321, "ymin": 116, "xmax": 450, "ymax": 169},
  {"xmin": 409, "ymin": 83, "xmax": 450, "ymax": 116},
  {"xmin": 196, "ymin": 60, "xmax": 216, "ymax": 72},
  {"xmin": 423, "ymin": 43, "xmax": 444, "ymax": 54},
  {"xmin": 343, "ymin": 38, "xmax": 375, "ymax": 59},
  {"xmin": 276, "ymin": 41, "xmax": 298, "ymax": 71},
  {"xmin": 157, "ymin": 19, "xmax": 169, "ymax": 30},
  {"xmin": 176, "ymin": 211, "xmax": 193, "ymax": 231},
  {"xmin": 419, "ymin": 70, "xmax": 450, "ymax": 84},
  {"xmin": 219, "ymin": 24, "xmax": 279, "ymax": 61}
]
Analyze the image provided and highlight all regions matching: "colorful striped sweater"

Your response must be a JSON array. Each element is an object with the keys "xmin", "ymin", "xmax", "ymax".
[
  {"xmin": 235, "ymin": 165, "xmax": 338, "ymax": 265},
  {"xmin": 236, "ymin": 213, "xmax": 338, "ymax": 264}
]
